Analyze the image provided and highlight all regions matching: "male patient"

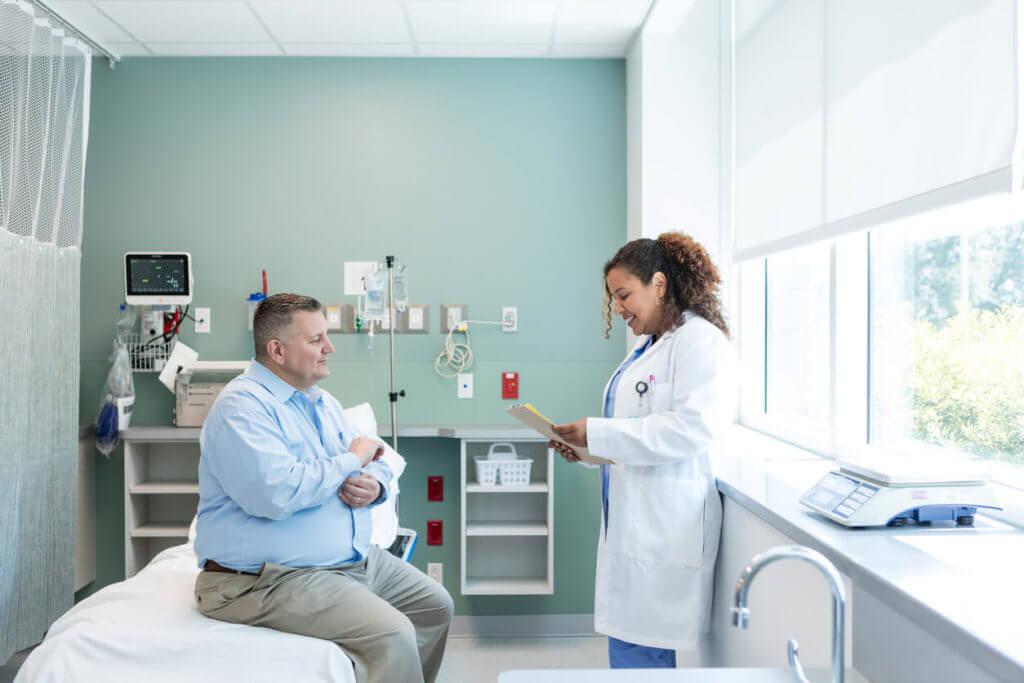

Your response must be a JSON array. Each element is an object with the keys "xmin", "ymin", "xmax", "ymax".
[{"xmin": 193, "ymin": 293, "xmax": 453, "ymax": 683}]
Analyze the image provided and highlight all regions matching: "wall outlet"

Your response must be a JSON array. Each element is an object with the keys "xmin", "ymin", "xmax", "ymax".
[
  {"xmin": 194, "ymin": 307, "xmax": 211, "ymax": 334},
  {"xmin": 394, "ymin": 304, "xmax": 429, "ymax": 334},
  {"xmin": 440, "ymin": 304, "xmax": 468, "ymax": 334},
  {"xmin": 325, "ymin": 306, "xmax": 342, "ymax": 331},
  {"xmin": 502, "ymin": 306, "xmax": 517, "ymax": 332},
  {"xmin": 457, "ymin": 373, "xmax": 473, "ymax": 399},
  {"xmin": 427, "ymin": 563, "xmax": 443, "ymax": 585},
  {"xmin": 408, "ymin": 307, "xmax": 425, "ymax": 330},
  {"xmin": 325, "ymin": 304, "xmax": 356, "ymax": 334}
]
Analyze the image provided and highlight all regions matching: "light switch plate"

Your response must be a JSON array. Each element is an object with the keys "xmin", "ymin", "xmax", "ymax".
[
  {"xmin": 427, "ymin": 563, "xmax": 443, "ymax": 584},
  {"xmin": 457, "ymin": 373, "xmax": 473, "ymax": 399},
  {"xmin": 194, "ymin": 307, "xmax": 211, "ymax": 334}
]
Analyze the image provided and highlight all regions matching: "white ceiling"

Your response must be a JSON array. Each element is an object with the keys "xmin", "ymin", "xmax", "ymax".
[{"xmin": 44, "ymin": 0, "xmax": 655, "ymax": 59}]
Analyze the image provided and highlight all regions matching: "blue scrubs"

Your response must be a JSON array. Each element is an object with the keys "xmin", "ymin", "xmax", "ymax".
[{"xmin": 601, "ymin": 337, "xmax": 676, "ymax": 669}]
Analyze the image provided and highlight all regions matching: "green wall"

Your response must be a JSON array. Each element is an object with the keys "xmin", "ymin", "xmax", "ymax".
[{"xmin": 79, "ymin": 57, "xmax": 625, "ymax": 615}]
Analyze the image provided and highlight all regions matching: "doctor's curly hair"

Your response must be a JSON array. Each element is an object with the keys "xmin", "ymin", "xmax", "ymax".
[{"xmin": 602, "ymin": 232, "xmax": 730, "ymax": 339}]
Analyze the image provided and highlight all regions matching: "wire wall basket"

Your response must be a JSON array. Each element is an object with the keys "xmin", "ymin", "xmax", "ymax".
[{"xmin": 123, "ymin": 333, "xmax": 172, "ymax": 373}]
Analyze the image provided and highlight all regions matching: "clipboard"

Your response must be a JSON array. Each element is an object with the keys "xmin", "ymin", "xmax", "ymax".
[{"xmin": 505, "ymin": 403, "xmax": 615, "ymax": 466}]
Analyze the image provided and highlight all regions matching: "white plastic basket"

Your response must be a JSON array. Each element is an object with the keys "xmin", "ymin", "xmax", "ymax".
[
  {"xmin": 474, "ymin": 457, "xmax": 500, "ymax": 486},
  {"xmin": 497, "ymin": 458, "xmax": 533, "ymax": 486},
  {"xmin": 474, "ymin": 443, "xmax": 534, "ymax": 486}
]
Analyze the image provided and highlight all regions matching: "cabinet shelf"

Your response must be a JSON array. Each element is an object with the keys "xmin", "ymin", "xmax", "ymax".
[
  {"xmin": 466, "ymin": 521, "xmax": 548, "ymax": 536},
  {"xmin": 462, "ymin": 577, "xmax": 553, "ymax": 595},
  {"xmin": 467, "ymin": 483, "xmax": 548, "ymax": 494},
  {"xmin": 129, "ymin": 481, "xmax": 200, "ymax": 495},
  {"xmin": 132, "ymin": 523, "xmax": 190, "ymax": 538}
]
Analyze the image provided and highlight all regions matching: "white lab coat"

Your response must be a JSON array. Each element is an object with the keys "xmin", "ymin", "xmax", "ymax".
[{"xmin": 586, "ymin": 311, "xmax": 736, "ymax": 650}]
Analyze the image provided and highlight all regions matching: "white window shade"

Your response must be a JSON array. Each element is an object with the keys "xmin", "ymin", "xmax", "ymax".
[
  {"xmin": 735, "ymin": 0, "xmax": 824, "ymax": 258},
  {"xmin": 734, "ymin": 0, "xmax": 1022, "ymax": 262}
]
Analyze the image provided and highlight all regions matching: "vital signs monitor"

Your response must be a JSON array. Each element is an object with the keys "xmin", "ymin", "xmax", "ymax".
[{"xmin": 124, "ymin": 252, "xmax": 193, "ymax": 306}]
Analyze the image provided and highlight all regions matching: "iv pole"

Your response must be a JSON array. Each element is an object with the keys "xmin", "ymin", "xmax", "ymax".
[{"xmin": 385, "ymin": 255, "xmax": 405, "ymax": 453}]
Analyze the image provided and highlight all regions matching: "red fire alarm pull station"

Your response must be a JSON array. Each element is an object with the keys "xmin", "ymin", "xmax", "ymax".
[
  {"xmin": 502, "ymin": 372, "xmax": 519, "ymax": 399},
  {"xmin": 428, "ymin": 476, "xmax": 444, "ymax": 502},
  {"xmin": 427, "ymin": 520, "xmax": 443, "ymax": 545}
]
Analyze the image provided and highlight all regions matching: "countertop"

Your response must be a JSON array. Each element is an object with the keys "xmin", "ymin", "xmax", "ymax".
[
  {"xmin": 714, "ymin": 428, "xmax": 1024, "ymax": 683},
  {"xmin": 119, "ymin": 423, "xmax": 543, "ymax": 441}
]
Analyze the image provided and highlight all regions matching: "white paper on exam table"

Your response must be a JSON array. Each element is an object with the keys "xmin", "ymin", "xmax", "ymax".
[{"xmin": 505, "ymin": 403, "xmax": 615, "ymax": 465}]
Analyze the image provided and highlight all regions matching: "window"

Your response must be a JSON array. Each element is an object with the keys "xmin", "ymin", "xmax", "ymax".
[
  {"xmin": 736, "ymin": 196, "xmax": 1024, "ymax": 515},
  {"xmin": 870, "ymin": 218, "xmax": 1024, "ymax": 483},
  {"xmin": 737, "ymin": 241, "xmax": 834, "ymax": 452}
]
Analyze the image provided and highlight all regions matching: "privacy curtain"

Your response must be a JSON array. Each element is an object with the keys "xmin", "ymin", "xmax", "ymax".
[{"xmin": 0, "ymin": 0, "xmax": 90, "ymax": 660}]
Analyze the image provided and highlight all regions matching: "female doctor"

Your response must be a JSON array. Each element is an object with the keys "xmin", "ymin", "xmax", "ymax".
[{"xmin": 550, "ymin": 232, "xmax": 735, "ymax": 669}]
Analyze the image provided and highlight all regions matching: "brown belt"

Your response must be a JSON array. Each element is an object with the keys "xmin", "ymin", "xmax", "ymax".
[{"xmin": 204, "ymin": 559, "xmax": 257, "ymax": 575}]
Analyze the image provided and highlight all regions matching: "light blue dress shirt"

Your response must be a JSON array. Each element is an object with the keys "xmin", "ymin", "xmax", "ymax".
[{"xmin": 194, "ymin": 360, "xmax": 392, "ymax": 572}]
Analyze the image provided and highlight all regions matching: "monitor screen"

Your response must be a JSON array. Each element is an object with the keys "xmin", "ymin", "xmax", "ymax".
[{"xmin": 125, "ymin": 253, "xmax": 189, "ymax": 297}]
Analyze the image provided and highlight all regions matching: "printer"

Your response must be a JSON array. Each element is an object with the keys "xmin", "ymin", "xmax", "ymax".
[{"xmin": 174, "ymin": 367, "xmax": 245, "ymax": 427}]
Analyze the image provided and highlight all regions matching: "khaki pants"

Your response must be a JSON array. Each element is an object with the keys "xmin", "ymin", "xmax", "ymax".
[{"xmin": 194, "ymin": 544, "xmax": 454, "ymax": 683}]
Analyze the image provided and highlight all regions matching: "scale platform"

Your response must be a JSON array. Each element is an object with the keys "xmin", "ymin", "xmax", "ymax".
[{"xmin": 800, "ymin": 457, "xmax": 1001, "ymax": 528}]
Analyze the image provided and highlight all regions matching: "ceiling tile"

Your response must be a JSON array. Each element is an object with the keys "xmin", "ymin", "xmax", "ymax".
[
  {"xmin": 94, "ymin": 1, "xmax": 271, "ymax": 43},
  {"xmin": 44, "ymin": 1, "xmax": 134, "ymax": 43},
  {"xmin": 280, "ymin": 42, "xmax": 417, "ymax": 57},
  {"xmin": 251, "ymin": 1, "xmax": 409, "ymax": 43},
  {"xmin": 417, "ymin": 43, "xmax": 550, "ymax": 58},
  {"xmin": 555, "ymin": 0, "xmax": 651, "ymax": 44},
  {"xmin": 551, "ymin": 43, "xmax": 626, "ymax": 58},
  {"xmin": 143, "ymin": 42, "xmax": 284, "ymax": 56},
  {"xmin": 407, "ymin": 1, "xmax": 556, "ymax": 44}
]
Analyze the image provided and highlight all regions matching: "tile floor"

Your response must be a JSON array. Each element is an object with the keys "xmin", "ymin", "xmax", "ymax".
[{"xmin": 438, "ymin": 635, "xmax": 608, "ymax": 682}]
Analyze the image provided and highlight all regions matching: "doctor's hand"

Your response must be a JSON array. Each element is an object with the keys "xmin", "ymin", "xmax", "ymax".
[
  {"xmin": 548, "ymin": 440, "xmax": 581, "ymax": 463},
  {"xmin": 339, "ymin": 473, "xmax": 380, "ymax": 509},
  {"xmin": 348, "ymin": 437, "xmax": 385, "ymax": 467},
  {"xmin": 552, "ymin": 419, "xmax": 588, "ymax": 448}
]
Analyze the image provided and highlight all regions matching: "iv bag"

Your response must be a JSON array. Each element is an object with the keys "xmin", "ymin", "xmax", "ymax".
[
  {"xmin": 392, "ymin": 268, "xmax": 408, "ymax": 313},
  {"xmin": 363, "ymin": 267, "xmax": 387, "ymax": 322}
]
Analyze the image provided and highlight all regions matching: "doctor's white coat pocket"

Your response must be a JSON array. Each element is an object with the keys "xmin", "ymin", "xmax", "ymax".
[
  {"xmin": 649, "ymin": 383, "xmax": 674, "ymax": 414},
  {"xmin": 623, "ymin": 476, "xmax": 704, "ymax": 568}
]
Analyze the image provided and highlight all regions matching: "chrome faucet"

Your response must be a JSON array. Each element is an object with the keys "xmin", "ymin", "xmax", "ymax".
[{"xmin": 732, "ymin": 544, "xmax": 846, "ymax": 683}]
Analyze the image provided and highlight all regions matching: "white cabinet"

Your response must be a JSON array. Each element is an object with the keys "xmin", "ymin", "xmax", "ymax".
[
  {"xmin": 460, "ymin": 439, "xmax": 554, "ymax": 595},
  {"xmin": 122, "ymin": 427, "xmax": 201, "ymax": 577}
]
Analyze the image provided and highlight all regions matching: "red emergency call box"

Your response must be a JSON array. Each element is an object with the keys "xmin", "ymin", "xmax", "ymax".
[
  {"xmin": 427, "ymin": 520, "xmax": 443, "ymax": 546},
  {"xmin": 428, "ymin": 476, "xmax": 444, "ymax": 502},
  {"xmin": 502, "ymin": 371, "xmax": 519, "ymax": 399}
]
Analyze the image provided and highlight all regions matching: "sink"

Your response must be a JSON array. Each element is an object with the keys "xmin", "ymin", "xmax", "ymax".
[{"xmin": 498, "ymin": 667, "xmax": 869, "ymax": 682}]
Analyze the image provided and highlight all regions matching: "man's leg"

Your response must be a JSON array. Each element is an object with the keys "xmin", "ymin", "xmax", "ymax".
[
  {"xmin": 363, "ymin": 545, "xmax": 455, "ymax": 683},
  {"xmin": 195, "ymin": 562, "xmax": 424, "ymax": 683}
]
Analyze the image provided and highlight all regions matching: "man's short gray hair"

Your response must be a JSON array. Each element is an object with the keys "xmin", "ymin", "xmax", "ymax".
[{"xmin": 253, "ymin": 293, "xmax": 324, "ymax": 360}]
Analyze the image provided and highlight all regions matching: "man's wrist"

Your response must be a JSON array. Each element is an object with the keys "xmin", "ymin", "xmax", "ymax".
[{"xmin": 371, "ymin": 477, "xmax": 386, "ymax": 504}]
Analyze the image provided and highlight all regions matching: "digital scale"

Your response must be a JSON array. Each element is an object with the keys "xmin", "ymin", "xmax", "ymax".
[{"xmin": 800, "ymin": 458, "xmax": 1001, "ymax": 527}]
